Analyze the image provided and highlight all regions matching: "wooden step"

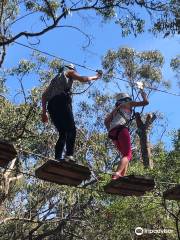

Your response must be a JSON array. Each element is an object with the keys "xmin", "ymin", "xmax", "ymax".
[
  {"xmin": 0, "ymin": 140, "xmax": 17, "ymax": 168},
  {"xmin": 104, "ymin": 175, "xmax": 155, "ymax": 196},
  {"xmin": 35, "ymin": 160, "xmax": 91, "ymax": 186},
  {"xmin": 163, "ymin": 185, "xmax": 180, "ymax": 200}
]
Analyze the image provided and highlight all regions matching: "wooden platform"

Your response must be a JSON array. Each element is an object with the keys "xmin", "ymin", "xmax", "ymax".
[
  {"xmin": 35, "ymin": 160, "xmax": 91, "ymax": 186},
  {"xmin": 104, "ymin": 175, "xmax": 155, "ymax": 196},
  {"xmin": 163, "ymin": 185, "xmax": 180, "ymax": 200},
  {"xmin": 0, "ymin": 140, "xmax": 17, "ymax": 168}
]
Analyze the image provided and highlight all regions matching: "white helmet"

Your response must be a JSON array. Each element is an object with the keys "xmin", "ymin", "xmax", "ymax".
[
  {"xmin": 116, "ymin": 93, "xmax": 131, "ymax": 102},
  {"xmin": 65, "ymin": 63, "xmax": 76, "ymax": 70}
]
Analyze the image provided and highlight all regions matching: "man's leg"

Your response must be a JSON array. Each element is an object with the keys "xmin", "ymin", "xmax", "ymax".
[
  {"xmin": 55, "ymin": 131, "xmax": 67, "ymax": 160},
  {"xmin": 65, "ymin": 100, "xmax": 76, "ymax": 158},
  {"xmin": 58, "ymin": 95, "xmax": 77, "ymax": 160},
  {"xmin": 47, "ymin": 94, "xmax": 68, "ymax": 160},
  {"xmin": 66, "ymin": 126, "xmax": 76, "ymax": 157}
]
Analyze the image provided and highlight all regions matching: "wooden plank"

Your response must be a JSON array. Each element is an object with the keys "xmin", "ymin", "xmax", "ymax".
[
  {"xmin": 52, "ymin": 160, "xmax": 90, "ymax": 173},
  {"xmin": 119, "ymin": 175, "xmax": 155, "ymax": 185},
  {"xmin": 0, "ymin": 141, "xmax": 17, "ymax": 155},
  {"xmin": 41, "ymin": 160, "xmax": 90, "ymax": 175},
  {"xmin": 0, "ymin": 160, "xmax": 9, "ymax": 168},
  {"xmin": 104, "ymin": 184, "xmax": 146, "ymax": 196},
  {"xmin": 104, "ymin": 186, "xmax": 146, "ymax": 196},
  {"xmin": 59, "ymin": 161, "xmax": 90, "ymax": 175},
  {"xmin": 47, "ymin": 165, "xmax": 89, "ymax": 180},
  {"xmin": 107, "ymin": 175, "xmax": 154, "ymax": 190},
  {"xmin": 0, "ymin": 146, "xmax": 17, "ymax": 155},
  {"xmin": 104, "ymin": 175, "xmax": 155, "ymax": 196},
  {"xmin": 111, "ymin": 177, "xmax": 154, "ymax": 192},
  {"xmin": 0, "ymin": 152, "xmax": 16, "ymax": 160},
  {"xmin": 38, "ymin": 160, "xmax": 91, "ymax": 179},
  {"xmin": 112, "ymin": 180, "xmax": 153, "ymax": 190},
  {"xmin": 163, "ymin": 185, "xmax": 180, "ymax": 200},
  {"xmin": 35, "ymin": 168, "xmax": 81, "ymax": 186},
  {"xmin": 35, "ymin": 160, "xmax": 91, "ymax": 186},
  {"xmin": 0, "ymin": 156, "xmax": 12, "ymax": 163},
  {"xmin": 0, "ymin": 141, "xmax": 17, "ymax": 167}
]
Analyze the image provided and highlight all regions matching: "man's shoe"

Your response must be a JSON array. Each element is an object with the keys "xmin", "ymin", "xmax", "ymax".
[
  {"xmin": 55, "ymin": 157, "xmax": 63, "ymax": 161},
  {"xmin": 64, "ymin": 155, "xmax": 76, "ymax": 163}
]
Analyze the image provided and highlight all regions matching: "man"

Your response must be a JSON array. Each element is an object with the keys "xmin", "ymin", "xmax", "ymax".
[{"xmin": 42, "ymin": 64, "xmax": 102, "ymax": 162}]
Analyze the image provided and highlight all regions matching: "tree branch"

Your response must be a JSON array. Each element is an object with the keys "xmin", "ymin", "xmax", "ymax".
[
  {"xmin": 0, "ymin": 44, "xmax": 6, "ymax": 67},
  {"xmin": 0, "ymin": 2, "xmax": 117, "ymax": 47},
  {"xmin": 4, "ymin": 157, "xmax": 17, "ymax": 179},
  {"xmin": 0, "ymin": 11, "xmax": 66, "ymax": 46},
  {"xmin": 44, "ymin": 0, "xmax": 56, "ymax": 22},
  {"xmin": 9, "ymin": 11, "xmax": 38, "ymax": 28},
  {"xmin": 145, "ymin": 113, "xmax": 157, "ymax": 129},
  {"xmin": 56, "ymin": 25, "xmax": 91, "ymax": 48},
  {"xmin": 135, "ymin": 112, "xmax": 144, "ymax": 128}
]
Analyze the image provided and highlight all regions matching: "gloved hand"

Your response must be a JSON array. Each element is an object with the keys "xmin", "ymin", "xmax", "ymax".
[{"xmin": 135, "ymin": 81, "xmax": 144, "ymax": 90}]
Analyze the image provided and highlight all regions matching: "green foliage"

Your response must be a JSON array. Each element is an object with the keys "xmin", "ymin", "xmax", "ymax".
[
  {"xmin": 173, "ymin": 129, "xmax": 180, "ymax": 152},
  {"xmin": 151, "ymin": 0, "xmax": 180, "ymax": 37},
  {"xmin": 0, "ymin": 75, "xmax": 7, "ymax": 94},
  {"xmin": 0, "ymin": 0, "xmax": 179, "ymax": 238},
  {"xmin": 170, "ymin": 55, "xmax": 180, "ymax": 73},
  {"xmin": 0, "ymin": 0, "xmax": 179, "ymax": 58},
  {"xmin": 115, "ymin": 16, "xmax": 145, "ymax": 37},
  {"xmin": 9, "ymin": 60, "xmax": 36, "ymax": 76},
  {"xmin": 170, "ymin": 55, "xmax": 180, "ymax": 88},
  {"xmin": 102, "ymin": 47, "xmax": 167, "ymax": 98},
  {"xmin": 0, "ymin": 51, "xmax": 179, "ymax": 239}
]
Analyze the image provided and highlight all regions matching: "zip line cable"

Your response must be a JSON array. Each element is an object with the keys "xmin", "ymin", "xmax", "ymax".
[
  {"xmin": 15, "ymin": 41, "xmax": 95, "ymax": 72},
  {"xmin": 14, "ymin": 41, "xmax": 97, "ymax": 95},
  {"xmin": 14, "ymin": 41, "xmax": 180, "ymax": 97}
]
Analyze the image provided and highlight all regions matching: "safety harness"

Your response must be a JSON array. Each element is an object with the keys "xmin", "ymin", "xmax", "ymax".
[{"xmin": 108, "ymin": 106, "xmax": 136, "ymax": 140}]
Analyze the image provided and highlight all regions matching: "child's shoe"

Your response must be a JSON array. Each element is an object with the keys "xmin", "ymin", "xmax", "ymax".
[{"xmin": 112, "ymin": 172, "xmax": 123, "ymax": 180}]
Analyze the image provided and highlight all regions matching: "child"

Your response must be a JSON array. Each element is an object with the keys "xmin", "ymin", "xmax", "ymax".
[{"xmin": 104, "ymin": 90, "xmax": 149, "ymax": 180}]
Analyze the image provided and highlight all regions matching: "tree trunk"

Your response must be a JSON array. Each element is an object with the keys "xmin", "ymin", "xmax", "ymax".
[{"xmin": 135, "ymin": 112, "xmax": 156, "ymax": 169}]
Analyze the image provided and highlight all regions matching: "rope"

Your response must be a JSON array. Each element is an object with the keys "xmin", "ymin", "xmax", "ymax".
[
  {"xmin": 1, "ymin": 163, "xmax": 164, "ymax": 199},
  {"xmin": 3, "ymin": 147, "xmax": 178, "ymax": 187},
  {"xmin": 14, "ymin": 41, "xmax": 180, "ymax": 97},
  {"xmin": 14, "ymin": 41, "xmax": 95, "ymax": 72}
]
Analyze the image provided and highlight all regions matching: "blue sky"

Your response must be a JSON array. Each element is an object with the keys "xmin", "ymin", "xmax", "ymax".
[{"xmin": 4, "ymin": 9, "xmax": 180, "ymax": 149}]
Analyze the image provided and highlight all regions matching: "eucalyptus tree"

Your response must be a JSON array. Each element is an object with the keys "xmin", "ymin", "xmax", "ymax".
[
  {"xmin": 170, "ymin": 55, "xmax": 180, "ymax": 88},
  {"xmin": 0, "ymin": 50, "xmax": 179, "ymax": 239},
  {"xmin": 0, "ymin": 0, "xmax": 179, "ymax": 67}
]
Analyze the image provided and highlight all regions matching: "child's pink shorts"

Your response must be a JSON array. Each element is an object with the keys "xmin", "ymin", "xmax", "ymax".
[{"xmin": 109, "ymin": 127, "xmax": 132, "ymax": 161}]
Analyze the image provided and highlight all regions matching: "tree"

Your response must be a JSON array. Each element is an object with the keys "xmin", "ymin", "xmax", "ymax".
[
  {"xmin": 0, "ymin": 0, "xmax": 179, "ymax": 67},
  {"xmin": 160, "ymin": 130, "xmax": 180, "ymax": 240},
  {"xmin": 170, "ymin": 55, "xmax": 180, "ymax": 88},
  {"xmin": 0, "ymin": 51, "xmax": 179, "ymax": 239}
]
